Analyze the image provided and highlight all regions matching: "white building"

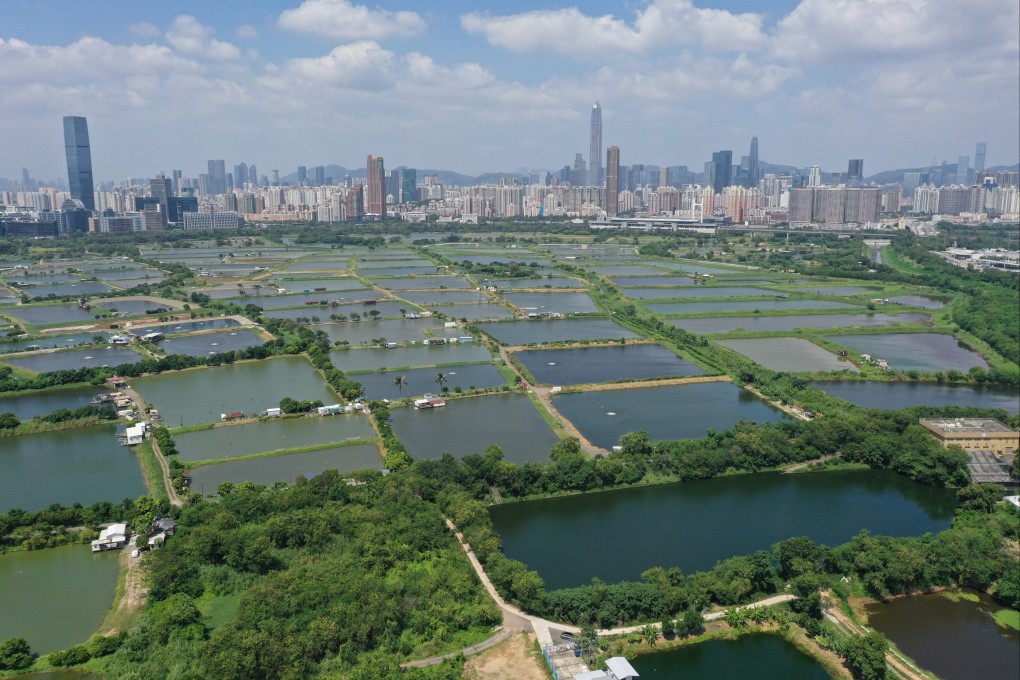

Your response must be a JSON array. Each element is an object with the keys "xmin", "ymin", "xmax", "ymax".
[{"xmin": 91, "ymin": 523, "xmax": 130, "ymax": 552}]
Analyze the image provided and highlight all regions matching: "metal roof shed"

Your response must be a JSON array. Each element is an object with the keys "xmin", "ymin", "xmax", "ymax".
[{"xmin": 606, "ymin": 657, "xmax": 640, "ymax": 680}]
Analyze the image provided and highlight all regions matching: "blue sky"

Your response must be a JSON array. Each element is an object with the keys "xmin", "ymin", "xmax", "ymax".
[{"xmin": 3, "ymin": 0, "xmax": 1017, "ymax": 181}]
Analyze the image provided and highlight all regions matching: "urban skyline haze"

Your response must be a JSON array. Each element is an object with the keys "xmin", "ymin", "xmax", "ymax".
[{"xmin": 2, "ymin": 0, "xmax": 1018, "ymax": 181}]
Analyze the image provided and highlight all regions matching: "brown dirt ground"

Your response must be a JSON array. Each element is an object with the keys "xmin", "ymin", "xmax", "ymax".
[{"xmin": 463, "ymin": 632, "xmax": 548, "ymax": 680}]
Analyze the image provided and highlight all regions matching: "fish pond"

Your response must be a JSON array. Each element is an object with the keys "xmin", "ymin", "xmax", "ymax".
[
  {"xmin": 335, "ymin": 344, "xmax": 492, "ymax": 372},
  {"xmin": 355, "ymin": 363, "xmax": 505, "ymax": 400},
  {"xmin": 504, "ymin": 292, "xmax": 598, "ymax": 314},
  {"xmin": 396, "ymin": 290, "xmax": 489, "ymax": 305},
  {"xmin": 0, "ymin": 331, "xmax": 106, "ymax": 354},
  {"xmin": 428, "ymin": 303, "xmax": 518, "ymax": 321},
  {"xmin": 826, "ymin": 333, "xmax": 988, "ymax": 372},
  {"xmin": 0, "ymin": 384, "xmax": 105, "ymax": 420},
  {"xmin": 552, "ymin": 382, "xmax": 785, "ymax": 449},
  {"xmin": 624, "ymin": 286, "xmax": 772, "ymax": 299},
  {"xmin": 159, "ymin": 329, "xmax": 265, "ymax": 357},
  {"xmin": 717, "ymin": 338, "xmax": 859, "ymax": 373},
  {"xmin": 490, "ymin": 470, "xmax": 956, "ymax": 589},
  {"xmin": 794, "ymin": 285, "xmax": 880, "ymax": 296},
  {"xmin": 629, "ymin": 634, "xmax": 832, "ymax": 680},
  {"xmin": 3, "ymin": 303, "xmax": 103, "ymax": 325},
  {"xmin": 97, "ymin": 298, "xmax": 181, "ymax": 316},
  {"xmin": 866, "ymin": 591, "xmax": 1018, "ymax": 680},
  {"xmin": 612, "ymin": 275, "xmax": 696, "ymax": 287},
  {"xmin": 0, "ymin": 545, "xmax": 121, "ymax": 655},
  {"xmin": 188, "ymin": 444, "xmax": 383, "ymax": 492},
  {"xmin": 133, "ymin": 356, "xmax": 336, "ymax": 426},
  {"xmin": 491, "ymin": 277, "xmax": 585, "ymax": 289},
  {"xmin": 647, "ymin": 299, "xmax": 858, "ymax": 313},
  {"xmin": 389, "ymin": 393, "xmax": 559, "ymax": 464},
  {"xmin": 888, "ymin": 295, "xmax": 947, "ymax": 309},
  {"xmin": 141, "ymin": 318, "xmax": 240, "ymax": 334},
  {"xmin": 516, "ymin": 344, "xmax": 703, "ymax": 385},
  {"xmin": 668, "ymin": 313, "xmax": 928, "ymax": 334},
  {"xmin": 809, "ymin": 381, "xmax": 1019, "ymax": 412},
  {"xmin": 174, "ymin": 415, "xmax": 375, "ymax": 463},
  {"xmin": 476, "ymin": 318, "xmax": 637, "ymax": 345},
  {"xmin": 1, "ymin": 346, "xmax": 142, "ymax": 372},
  {"xmin": 374, "ymin": 276, "xmax": 473, "ymax": 289},
  {"xmin": 0, "ymin": 425, "xmax": 146, "ymax": 512},
  {"xmin": 28, "ymin": 282, "xmax": 113, "ymax": 297},
  {"xmin": 315, "ymin": 318, "xmax": 438, "ymax": 345}
]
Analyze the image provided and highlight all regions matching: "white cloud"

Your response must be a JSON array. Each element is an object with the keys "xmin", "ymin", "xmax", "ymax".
[
  {"xmin": 129, "ymin": 22, "xmax": 161, "ymax": 38},
  {"xmin": 403, "ymin": 53, "xmax": 494, "ymax": 88},
  {"xmin": 166, "ymin": 15, "xmax": 242, "ymax": 60},
  {"xmin": 278, "ymin": 0, "xmax": 425, "ymax": 40},
  {"xmin": 774, "ymin": 0, "xmax": 1019, "ymax": 61},
  {"xmin": 237, "ymin": 25, "xmax": 259, "ymax": 39},
  {"xmin": 461, "ymin": 0, "xmax": 767, "ymax": 56},
  {"xmin": 272, "ymin": 41, "xmax": 397, "ymax": 90}
]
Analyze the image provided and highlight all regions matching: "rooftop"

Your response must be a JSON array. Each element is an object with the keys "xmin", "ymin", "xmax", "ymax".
[{"xmin": 920, "ymin": 418, "xmax": 1018, "ymax": 435}]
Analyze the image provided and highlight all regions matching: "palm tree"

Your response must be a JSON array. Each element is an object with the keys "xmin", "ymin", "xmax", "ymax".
[
  {"xmin": 435, "ymin": 372, "xmax": 447, "ymax": 390},
  {"xmin": 393, "ymin": 375, "xmax": 408, "ymax": 395}
]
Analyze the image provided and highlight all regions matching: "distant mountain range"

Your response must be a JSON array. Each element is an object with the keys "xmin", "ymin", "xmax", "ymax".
[{"xmin": 280, "ymin": 161, "xmax": 1019, "ymax": 187}]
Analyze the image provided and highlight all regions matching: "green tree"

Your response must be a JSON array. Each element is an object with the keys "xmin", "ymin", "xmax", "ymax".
[
  {"xmin": 435, "ymin": 372, "xmax": 447, "ymax": 390},
  {"xmin": 676, "ymin": 607, "xmax": 704, "ymax": 636},
  {"xmin": 0, "ymin": 637, "xmax": 33, "ymax": 670},
  {"xmin": 956, "ymin": 484, "xmax": 1004, "ymax": 513},
  {"xmin": 844, "ymin": 631, "xmax": 888, "ymax": 680},
  {"xmin": 0, "ymin": 412, "xmax": 20, "ymax": 429},
  {"xmin": 393, "ymin": 375, "xmax": 408, "ymax": 395},
  {"xmin": 641, "ymin": 623, "xmax": 659, "ymax": 646}
]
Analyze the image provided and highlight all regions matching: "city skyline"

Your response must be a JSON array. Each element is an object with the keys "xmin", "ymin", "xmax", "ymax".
[{"xmin": 2, "ymin": 0, "xmax": 1018, "ymax": 180}]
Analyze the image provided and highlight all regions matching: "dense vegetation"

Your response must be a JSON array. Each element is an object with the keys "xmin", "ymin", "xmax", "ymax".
[{"xmin": 0, "ymin": 497, "xmax": 173, "ymax": 551}]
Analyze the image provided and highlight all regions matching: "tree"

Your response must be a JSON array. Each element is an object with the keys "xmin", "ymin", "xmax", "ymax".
[
  {"xmin": 0, "ymin": 412, "xmax": 20, "ymax": 430},
  {"xmin": 435, "ymin": 372, "xmax": 447, "ymax": 390},
  {"xmin": 0, "ymin": 637, "xmax": 33, "ymax": 670},
  {"xmin": 956, "ymin": 484, "xmax": 1004, "ymax": 514},
  {"xmin": 675, "ymin": 607, "xmax": 704, "ymax": 637},
  {"xmin": 641, "ymin": 623, "xmax": 658, "ymax": 646},
  {"xmin": 844, "ymin": 631, "xmax": 888, "ymax": 680},
  {"xmin": 393, "ymin": 375, "xmax": 408, "ymax": 395}
]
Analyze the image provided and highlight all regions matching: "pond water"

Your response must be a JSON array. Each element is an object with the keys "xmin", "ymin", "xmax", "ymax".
[
  {"xmin": 491, "ymin": 277, "xmax": 585, "ymax": 289},
  {"xmin": 98, "ymin": 298, "xmax": 181, "ymax": 316},
  {"xmin": 95, "ymin": 268, "xmax": 164, "ymax": 281},
  {"xmin": 866, "ymin": 591, "xmax": 1019, "ymax": 680},
  {"xmin": 29, "ymin": 282, "xmax": 113, "ymax": 297},
  {"xmin": 476, "ymin": 319, "xmax": 638, "ymax": 345},
  {"xmin": 188, "ymin": 444, "xmax": 383, "ymax": 493},
  {"xmin": 428, "ymin": 303, "xmax": 517, "ymax": 321},
  {"xmin": 1, "ymin": 346, "xmax": 142, "ymax": 372},
  {"xmin": 4, "ymin": 303, "xmax": 102, "ymax": 325},
  {"xmin": 315, "ymin": 318, "xmax": 438, "ymax": 345},
  {"xmin": 141, "ymin": 318, "xmax": 240, "ymax": 334},
  {"xmin": 648, "ymin": 299, "xmax": 858, "ymax": 313},
  {"xmin": 375, "ymin": 276, "xmax": 473, "ymax": 289},
  {"xmin": 612, "ymin": 276, "xmax": 696, "ymax": 287},
  {"xmin": 826, "ymin": 333, "xmax": 988, "ymax": 372},
  {"xmin": 282, "ymin": 261, "xmax": 349, "ymax": 271},
  {"xmin": 156, "ymin": 329, "xmax": 263, "ymax": 357},
  {"xmin": 0, "ymin": 384, "xmax": 105, "ymax": 420},
  {"xmin": 627, "ymin": 286, "xmax": 773, "ymax": 299},
  {"xmin": 655, "ymin": 261, "xmax": 751, "ymax": 274},
  {"xmin": 717, "ymin": 338, "xmax": 859, "ymax": 373},
  {"xmin": 358, "ymin": 259, "xmax": 436, "ymax": 269},
  {"xmin": 223, "ymin": 290, "xmax": 373, "ymax": 308},
  {"xmin": 133, "ymin": 356, "xmax": 336, "ymax": 426},
  {"xmin": 794, "ymin": 285, "xmax": 880, "ymax": 295},
  {"xmin": 174, "ymin": 415, "xmax": 376, "ymax": 463},
  {"xmin": 397, "ymin": 290, "xmax": 490, "ymax": 305},
  {"xmin": 629, "ymin": 634, "xmax": 832, "ymax": 680},
  {"xmin": 516, "ymin": 344, "xmax": 703, "ymax": 385},
  {"xmin": 355, "ymin": 363, "xmax": 505, "ymax": 400},
  {"xmin": 490, "ymin": 470, "xmax": 956, "ymax": 589},
  {"xmin": 585, "ymin": 265, "xmax": 663, "ymax": 276},
  {"xmin": 667, "ymin": 313, "xmax": 930, "ymax": 334},
  {"xmin": 263, "ymin": 300, "xmax": 407, "ymax": 321},
  {"xmin": 504, "ymin": 292, "xmax": 598, "ymax": 314},
  {"xmin": 335, "ymin": 344, "xmax": 492, "ymax": 372},
  {"xmin": 809, "ymin": 381, "xmax": 1020, "ymax": 412},
  {"xmin": 0, "ymin": 425, "xmax": 146, "ymax": 512},
  {"xmin": 888, "ymin": 295, "xmax": 946, "ymax": 309},
  {"xmin": 390, "ymin": 393, "xmax": 559, "ymax": 464},
  {"xmin": 268, "ymin": 277, "xmax": 367, "ymax": 292},
  {"xmin": 552, "ymin": 382, "xmax": 786, "ymax": 449},
  {"xmin": 0, "ymin": 332, "xmax": 106, "ymax": 354},
  {"xmin": 0, "ymin": 546, "xmax": 121, "ymax": 655}
]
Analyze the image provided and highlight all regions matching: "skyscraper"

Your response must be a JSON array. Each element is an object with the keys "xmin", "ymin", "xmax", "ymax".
[
  {"xmin": 207, "ymin": 160, "xmax": 226, "ymax": 194},
  {"xmin": 234, "ymin": 163, "xmax": 248, "ymax": 189},
  {"xmin": 150, "ymin": 175, "xmax": 172, "ymax": 224},
  {"xmin": 401, "ymin": 168, "xmax": 418, "ymax": 203},
  {"xmin": 366, "ymin": 155, "xmax": 386, "ymax": 216},
  {"xmin": 956, "ymin": 156, "xmax": 970, "ymax": 185},
  {"xmin": 710, "ymin": 150, "xmax": 733, "ymax": 193},
  {"xmin": 606, "ymin": 146, "xmax": 620, "ymax": 216},
  {"xmin": 589, "ymin": 102, "xmax": 602, "ymax": 186},
  {"xmin": 297, "ymin": 166, "xmax": 307, "ymax": 184},
  {"xmin": 847, "ymin": 159, "xmax": 864, "ymax": 186},
  {"xmin": 314, "ymin": 166, "xmax": 325, "ymax": 186},
  {"xmin": 974, "ymin": 143, "xmax": 987, "ymax": 173},
  {"xmin": 748, "ymin": 137, "xmax": 760, "ymax": 187},
  {"xmin": 248, "ymin": 165, "xmax": 258, "ymax": 186},
  {"xmin": 63, "ymin": 116, "xmax": 95, "ymax": 211}
]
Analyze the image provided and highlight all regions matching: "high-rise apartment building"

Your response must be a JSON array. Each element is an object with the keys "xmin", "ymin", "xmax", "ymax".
[
  {"xmin": 63, "ymin": 116, "xmax": 95, "ymax": 211},
  {"xmin": 150, "ymin": 175, "xmax": 172, "ymax": 224},
  {"xmin": 206, "ymin": 160, "xmax": 227, "ymax": 194},
  {"xmin": 710, "ymin": 150, "xmax": 732, "ymax": 193},
  {"xmin": 572, "ymin": 153, "xmax": 587, "ymax": 186},
  {"xmin": 974, "ymin": 143, "xmax": 987, "ymax": 173},
  {"xmin": 606, "ymin": 146, "xmax": 620, "ymax": 216},
  {"xmin": 589, "ymin": 102, "xmax": 602, "ymax": 186},
  {"xmin": 366, "ymin": 155, "xmax": 386, "ymax": 216}
]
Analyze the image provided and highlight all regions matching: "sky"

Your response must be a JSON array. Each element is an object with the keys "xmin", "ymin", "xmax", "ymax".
[{"xmin": 2, "ymin": 0, "xmax": 1017, "ymax": 182}]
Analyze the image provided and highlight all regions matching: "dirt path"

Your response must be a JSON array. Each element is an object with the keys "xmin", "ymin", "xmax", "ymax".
[
  {"xmin": 783, "ymin": 453, "xmax": 840, "ymax": 473},
  {"xmin": 463, "ymin": 633, "xmax": 548, "ymax": 680},
  {"xmin": 100, "ymin": 546, "xmax": 148, "ymax": 635},
  {"xmin": 120, "ymin": 383, "xmax": 183, "ymax": 506}
]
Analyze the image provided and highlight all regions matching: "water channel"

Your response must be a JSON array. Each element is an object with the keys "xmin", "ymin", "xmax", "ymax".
[
  {"xmin": 0, "ymin": 545, "xmax": 120, "ymax": 654},
  {"xmin": 809, "ymin": 381, "xmax": 1019, "ymax": 412},
  {"xmin": 667, "ymin": 313, "xmax": 929, "ymax": 334},
  {"xmin": 516, "ymin": 344, "xmax": 703, "ymax": 385},
  {"xmin": 490, "ymin": 470, "xmax": 956, "ymax": 589},
  {"xmin": 866, "ymin": 591, "xmax": 1019, "ymax": 680}
]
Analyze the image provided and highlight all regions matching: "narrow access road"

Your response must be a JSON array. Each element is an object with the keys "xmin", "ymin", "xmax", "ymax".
[{"xmin": 120, "ymin": 383, "xmax": 183, "ymax": 507}]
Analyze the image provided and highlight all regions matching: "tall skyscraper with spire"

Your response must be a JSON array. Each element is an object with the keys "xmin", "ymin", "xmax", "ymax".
[
  {"xmin": 748, "ymin": 137, "xmax": 760, "ymax": 187},
  {"xmin": 589, "ymin": 101, "xmax": 602, "ymax": 187},
  {"xmin": 63, "ymin": 116, "xmax": 95, "ymax": 211}
]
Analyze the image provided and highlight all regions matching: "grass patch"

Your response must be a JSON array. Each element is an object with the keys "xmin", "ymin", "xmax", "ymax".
[
  {"xmin": 198, "ymin": 591, "xmax": 245, "ymax": 631},
  {"xmin": 136, "ymin": 440, "xmax": 169, "ymax": 501},
  {"xmin": 526, "ymin": 391, "xmax": 567, "ymax": 437},
  {"xmin": 992, "ymin": 608, "xmax": 1019, "ymax": 631},
  {"xmin": 940, "ymin": 589, "xmax": 981, "ymax": 603}
]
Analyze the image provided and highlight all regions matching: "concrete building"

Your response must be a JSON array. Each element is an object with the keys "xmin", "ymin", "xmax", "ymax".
[
  {"xmin": 919, "ymin": 418, "xmax": 1018, "ymax": 455},
  {"xmin": 181, "ymin": 211, "xmax": 244, "ymax": 230},
  {"xmin": 366, "ymin": 155, "xmax": 386, "ymax": 217},
  {"xmin": 606, "ymin": 146, "xmax": 620, "ymax": 216}
]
